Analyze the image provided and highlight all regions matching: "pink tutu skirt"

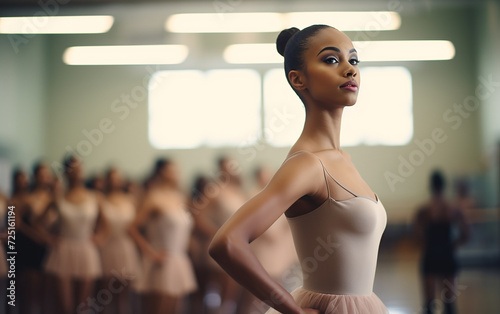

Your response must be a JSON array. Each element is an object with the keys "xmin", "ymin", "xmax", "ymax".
[
  {"xmin": 266, "ymin": 287, "xmax": 388, "ymax": 314},
  {"xmin": 138, "ymin": 253, "xmax": 197, "ymax": 296},
  {"xmin": 44, "ymin": 239, "xmax": 102, "ymax": 279}
]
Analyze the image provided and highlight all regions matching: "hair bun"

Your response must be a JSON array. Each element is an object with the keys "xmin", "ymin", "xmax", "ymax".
[{"xmin": 276, "ymin": 27, "xmax": 300, "ymax": 57}]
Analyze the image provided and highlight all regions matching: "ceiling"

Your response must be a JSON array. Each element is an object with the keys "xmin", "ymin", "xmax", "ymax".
[{"xmin": 0, "ymin": 0, "xmax": 488, "ymax": 8}]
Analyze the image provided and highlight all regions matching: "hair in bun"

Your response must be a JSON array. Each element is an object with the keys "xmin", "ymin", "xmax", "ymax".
[
  {"xmin": 276, "ymin": 24, "xmax": 334, "ymax": 93},
  {"xmin": 276, "ymin": 27, "xmax": 300, "ymax": 57}
]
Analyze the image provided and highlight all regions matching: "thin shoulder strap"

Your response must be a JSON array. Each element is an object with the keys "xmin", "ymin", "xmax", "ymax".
[
  {"xmin": 315, "ymin": 157, "xmax": 331, "ymax": 199},
  {"xmin": 284, "ymin": 150, "xmax": 330, "ymax": 199},
  {"xmin": 287, "ymin": 150, "xmax": 359, "ymax": 198},
  {"xmin": 322, "ymin": 166, "xmax": 358, "ymax": 198}
]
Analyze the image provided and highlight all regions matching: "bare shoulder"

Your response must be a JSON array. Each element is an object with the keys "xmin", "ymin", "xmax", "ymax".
[{"xmin": 269, "ymin": 150, "xmax": 325, "ymax": 197}]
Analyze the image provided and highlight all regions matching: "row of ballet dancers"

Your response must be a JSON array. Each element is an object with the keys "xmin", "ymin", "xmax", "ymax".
[{"xmin": 0, "ymin": 155, "xmax": 298, "ymax": 314}]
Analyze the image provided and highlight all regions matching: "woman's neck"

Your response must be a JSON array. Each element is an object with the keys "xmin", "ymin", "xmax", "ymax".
[{"xmin": 300, "ymin": 105, "xmax": 344, "ymax": 151}]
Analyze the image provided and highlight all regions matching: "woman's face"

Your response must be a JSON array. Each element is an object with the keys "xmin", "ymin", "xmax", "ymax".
[
  {"xmin": 15, "ymin": 172, "xmax": 29, "ymax": 191},
  {"xmin": 108, "ymin": 169, "xmax": 124, "ymax": 190},
  {"xmin": 36, "ymin": 164, "xmax": 53, "ymax": 186},
  {"xmin": 295, "ymin": 27, "xmax": 360, "ymax": 108},
  {"xmin": 65, "ymin": 159, "xmax": 84, "ymax": 182},
  {"xmin": 160, "ymin": 162, "xmax": 180, "ymax": 185}
]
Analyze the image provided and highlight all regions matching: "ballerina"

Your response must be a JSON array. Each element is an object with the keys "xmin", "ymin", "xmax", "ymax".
[{"xmin": 210, "ymin": 25, "xmax": 388, "ymax": 314}]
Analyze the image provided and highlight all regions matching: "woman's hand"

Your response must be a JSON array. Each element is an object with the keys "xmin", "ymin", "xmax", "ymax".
[{"xmin": 149, "ymin": 250, "xmax": 168, "ymax": 264}]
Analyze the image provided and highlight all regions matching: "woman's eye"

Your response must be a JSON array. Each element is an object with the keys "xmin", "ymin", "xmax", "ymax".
[
  {"xmin": 324, "ymin": 56, "xmax": 338, "ymax": 64},
  {"xmin": 350, "ymin": 58, "xmax": 360, "ymax": 65}
]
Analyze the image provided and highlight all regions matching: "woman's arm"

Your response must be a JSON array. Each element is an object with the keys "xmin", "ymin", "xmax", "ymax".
[
  {"xmin": 93, "ymin": 193, "xmax": 111, "ymax": 247},
  {"xmin": 209, "ymin": 153, "xmax": 323, "ymax": 314},
  {"xmin": 128, "ymin": 194, "xmax": 165, "ymax": 263}
]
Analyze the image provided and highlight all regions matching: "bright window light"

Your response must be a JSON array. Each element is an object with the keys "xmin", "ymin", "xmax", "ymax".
[
  {"xmin": 285, "ymin": 11, "xmax": 401, "ymax": 31},
  {"xmin": 0, "ymin": 15, "xmax": 114, "ymax": 34},
  {"xmin": 166, "ymin": 13, "xmax": 283, "ymax": 33},
  {"xmin": 264, "ymin": 67, "xmax": 413, "ymax": 147},
  {"xmin": 166, "ymin": 11, "xmax": 400, "ymax": 33},
  {"xmin": 353, "ymin": 40, "xmax": 455, "ymax": 61},
  {"xmin": 263, "ymin": 69, "xmax": 305, "ymax": 147},
  {"xmin": 224, "ymin": 44, "xmax": 282, "ymax": 64},
  {"xmin": 224, "ymin": 40, "xmax": 455, "ymax": 64},
  {"xmin": 149, "ymin": 69, "xmax": 261, "ymax": 149},
  {"xmin": 63, "ymin": 45, "xmax": 188, "ymax": 65}
]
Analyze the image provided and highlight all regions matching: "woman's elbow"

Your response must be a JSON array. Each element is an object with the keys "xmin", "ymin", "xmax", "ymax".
[
  {"xmin": 209, "ymin": 232, "xmax": 237, "ymax": 264},
  {"xmin": 208, "ymin": 234, "xmax": 227, "ymax": 262}
]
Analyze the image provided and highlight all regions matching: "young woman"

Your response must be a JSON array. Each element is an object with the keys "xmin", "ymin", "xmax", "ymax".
[
  {"xmin": 129, "ymin": 158, "xmax": 197, "ymax": 314},
  {"xmin": 414, "ymin": 171, "xmax": 469, "ymax": 314},
  {"xmin": 99, "ymin": 167, "xmax": 141, "ymax": 314},
  {"xmin": 17, "ymin": 162, "xmax": 56, "ymax": 314},
  {"xmin": 43, "ymin": 156, "xmax": 108, "ymax": 314},
  {"xmin": 209, "ymin": 25, "xmax": 388, "ymax": 313}
]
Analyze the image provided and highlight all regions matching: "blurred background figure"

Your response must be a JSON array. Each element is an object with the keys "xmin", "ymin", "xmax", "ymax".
[
  {"xmin": 99, "ymin": 166, "xmax": 141, "ymax": 314},
  {"xmin": 130, "ymin": 158, "xmax": 197, "ymax": 314},
  {"xmin": 42, "ymin": 156, "xmax": 108, "ymax": 314},
  {"xmin": 86, "ymin": 173, "xmax": 106, "ymax": 194},
  {"xmin": 16, "ymin": 161, "xmax": 55, "ymax": 314},
  {"xmin": 413, "ymin": 170, "xmax": 470, "ymax": 314},
  {"xmin": 187, "ymin": 175, "xmax": 219, "ymax": 314},
  {"xmin": 204, "ymin": 156, "xmax": 247, "ymax": 314},
  {"xmin": 0, "ymin": 191, "xmax": 8, "ymax": 314}
]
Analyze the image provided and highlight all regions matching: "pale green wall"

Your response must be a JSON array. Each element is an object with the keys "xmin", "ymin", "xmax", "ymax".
[
  {"xmin": 1, "ymin": 2, "xmax": 492, "ymax": 221},
  {"xmin": 477, "ymin": 1, "xmax": 500, "ymax": 207},
  {"xmin": 0, "ymin": 33, "xmax": 47, "ymax": 173}
]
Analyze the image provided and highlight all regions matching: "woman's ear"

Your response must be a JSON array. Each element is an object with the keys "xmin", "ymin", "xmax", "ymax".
[{"xmin": 288, "ymin": 70, "xmax": 307, "ymax": 91}]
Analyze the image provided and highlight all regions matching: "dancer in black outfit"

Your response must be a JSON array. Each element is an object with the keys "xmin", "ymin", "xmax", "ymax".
[{"xmin": 414, "ymin": 170, "xmax": 470, "ymax": 314}]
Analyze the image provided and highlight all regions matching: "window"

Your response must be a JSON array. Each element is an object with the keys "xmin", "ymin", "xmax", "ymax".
[
  {"xmin": 149, "ymin": 67, "xmax": 413, "ymax": 149},
  {"xmin": 149, "ymin": 69, "xmax": 261, "ymax": 149},
  {"xmin": 263, "ymin": 67, "xmax": 413, "ymax": 147}
]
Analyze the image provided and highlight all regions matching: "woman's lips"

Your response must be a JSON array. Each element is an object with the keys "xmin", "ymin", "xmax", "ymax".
[{"xmin": 340, "ymin": 81, "xmax": 358, "ymax": 92}]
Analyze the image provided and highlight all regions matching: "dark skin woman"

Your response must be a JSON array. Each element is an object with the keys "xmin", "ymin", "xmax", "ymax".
[{"xmin": 210, "ymin": 25, "xmax": 388, "ymax": 314}]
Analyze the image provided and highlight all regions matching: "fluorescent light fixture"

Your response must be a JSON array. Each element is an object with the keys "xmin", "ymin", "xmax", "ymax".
[
  {"xmin": 353, "ymin": 40, "xmax": 455, "ymax": 61},
  {"xmin": 0, "ymin": 16, "xmax": 114, "ymax": 34},
  {"xmin": 166, "ymin": 13, "xmax": 283, "ymax": 33},
  {"xmin": 166, "ymin": 11, "xmax": 400, "ymax": 33},
  {"xmin": 224, "ymin": 40, "xmax": 455, "ymax": 64},
  {"xmin": 285, "ymin": 11, "xmax": 401, "ymax": 31},
  {"xmin": 63, "ymin": 45, "xmax": 189, "ymax": 65}
]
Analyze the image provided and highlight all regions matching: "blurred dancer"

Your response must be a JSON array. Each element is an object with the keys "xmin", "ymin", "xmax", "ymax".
[
  {"xmin": 453, "ymin": 178, "xmax": 476, "ymax": 212},
  {"xmin": 100, "ymin": 167, "xmax": 141, "ymax": 314},
  {"xmin": 17, "ymin": 162, "xmax": 55, "ymax": 314},
  {"xmin": 0, "ymin": 192, "xmax": 8, "ymax": 314},
  {"xmin": 43, "ymin": 156, "xmax": 108, "ymax": 314},
  {"xmin": 8, "ymin": 168, "xmax": 29, "ymax": 207},
  {"xmin": 130, "ymin": 158, "xmax": 196, "ymax": 314},
  {"xmin": 205, "ymin": 156, "xmax": 247, "ymax": 314},
  {"xmin": 414, "ymin": 170, "xmax": 470, "ymax": 314},
  {"xmin": 187, "ymin": 175, "xmax": 220, "ymax": 314}
]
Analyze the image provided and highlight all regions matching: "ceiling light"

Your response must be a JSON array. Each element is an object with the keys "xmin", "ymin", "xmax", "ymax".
[
  {"xmin": 166, "ymin": 13, "xmax": 283, "ymax": 33},
  {"xmin": 166, "ymin": 11, "xmax": 400, "ymax": 33},
  {"xmin": 353, "ymin": 40, "xmax": 455, "ymax": 61},
  {"xmin": 63, "ymin": 45, "xmax": 189, "ymax": 65},
  {"xmin": 0, "ymin": 15, "xmax": 114, "ymax": 34},
  {"xmin": 285, "ymin": 11, "xmax": 401, "ymax": 31}
]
